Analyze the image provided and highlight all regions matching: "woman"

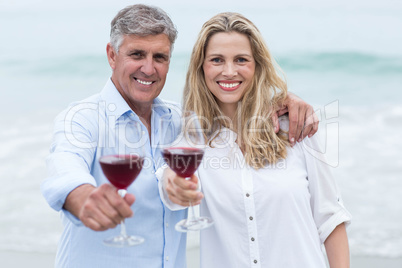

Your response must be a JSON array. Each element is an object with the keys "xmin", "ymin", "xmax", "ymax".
[{"xmin": 159, "ymin": 12, "xmax": 351, "ymax": 268}]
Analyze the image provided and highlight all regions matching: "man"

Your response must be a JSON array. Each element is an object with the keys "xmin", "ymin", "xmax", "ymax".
[{"xmin": 41, "ymin": 4, "xmax": 318, "ymax": 268}]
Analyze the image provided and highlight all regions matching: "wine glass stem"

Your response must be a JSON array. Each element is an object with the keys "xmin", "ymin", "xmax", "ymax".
[
  {"xmin": 117, "ymin": 189, "xmax": 128, "ymax": 237},
  {"xmin": 120, "ymin": 219, "xmax": 128, "ymax": 238},
  {"xmin": 188, "ymin": 201, "xmax": 197, "ymax": 222}
]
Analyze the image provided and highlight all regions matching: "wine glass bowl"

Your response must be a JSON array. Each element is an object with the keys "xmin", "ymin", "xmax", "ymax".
[
  {"xmin": 161, "ymin": 147, "xmax": 204, "ymax": 178},
  {"xmin": 100, "ymin": 154, "xmax": 143, "ymax": 190}
]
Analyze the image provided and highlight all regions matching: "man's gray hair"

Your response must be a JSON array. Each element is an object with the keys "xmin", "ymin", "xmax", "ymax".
[{"xmin": 110, "ymin": 4, "xmax": 178, "ymax": 53}]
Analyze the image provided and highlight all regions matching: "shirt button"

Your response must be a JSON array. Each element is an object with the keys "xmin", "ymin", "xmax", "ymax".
[
  {"xmin": 246, "ymin": 193, "xmax": 250, "ymax": 197},
  {"xmin": 249, "ymin": 216, "xmax": 253, "ymax": 220},
  {"xmin": 166, "ymin": 223, "xmax": 169, "ymax": 228},
  {"xmin": 166, "ymin": 256, "xmax": 169, "ymax": 261},
  {"xmin": 251, "ymin": 237, "xmax": 255, "ymax": 241},
  {"xmin": 254, "ymin": 260, "xmax": 258, "ymax": 264}
]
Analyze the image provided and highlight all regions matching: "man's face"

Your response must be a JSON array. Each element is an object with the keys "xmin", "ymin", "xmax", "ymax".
[{"xmin": 107, "ymin": 34, "xmax": 171, "ymax": 111}]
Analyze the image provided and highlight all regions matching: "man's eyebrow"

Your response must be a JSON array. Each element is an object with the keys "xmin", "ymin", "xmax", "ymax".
[
  {"xmin": 128, "ymin": 49, "xmax": 145, "ymax": 54},
  {"xmin": 154, "ymin": 52, "xmax": 170, "ymax": 59}
]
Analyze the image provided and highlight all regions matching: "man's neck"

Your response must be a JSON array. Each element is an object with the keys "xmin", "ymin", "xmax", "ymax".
[
  {"xmin": 130, "ymin": 103, "xmax": 152, "ymax": 140},
  {"xmin": 110, "ymin": 78, "xmax": 153, "ymax": 137}
]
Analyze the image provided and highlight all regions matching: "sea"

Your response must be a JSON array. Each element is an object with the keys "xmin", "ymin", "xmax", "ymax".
[{"xmin": 0, "ymin": 0, "xmax": 401, "ymax": 259}]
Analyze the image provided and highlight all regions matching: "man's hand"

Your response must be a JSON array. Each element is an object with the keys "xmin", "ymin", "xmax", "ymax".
[
  {"xmin": 272, "ymin": 92, "xmax": 319, "ymax": 146},
  {"xmin": 64, "ymin": 184, "xmax": 135, "ymax": 231},
  {"xmin": 164, "ymin": 168, "xmax": 203, "ymax": 207}
]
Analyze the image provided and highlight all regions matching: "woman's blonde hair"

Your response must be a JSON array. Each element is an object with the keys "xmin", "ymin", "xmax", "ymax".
[{"xmin": 183, "ymin": 12, "xmax": 289, "ymax": 168}]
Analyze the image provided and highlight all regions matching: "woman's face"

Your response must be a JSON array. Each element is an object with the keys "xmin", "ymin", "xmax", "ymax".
[{"xmin": 203, "ymin": 32, "xmax": 255, "ymax": 115}]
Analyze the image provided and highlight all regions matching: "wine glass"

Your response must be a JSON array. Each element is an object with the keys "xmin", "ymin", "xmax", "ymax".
[
  {"xmin": 160, "ymin": 110, "xmax": 214, "ymax": 232},
  {"xmin": 99, "ymin": 120, "xmax": 145, "ymax": 247}
]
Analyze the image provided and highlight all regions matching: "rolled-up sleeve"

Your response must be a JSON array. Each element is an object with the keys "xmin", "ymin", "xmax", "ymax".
[
  {"xmin": 303, "ymin": 132, "xmax": 352, "ymax": 244},
  {"xmin": 41, "ymin": 104, "xmax": 99, "ymax": 222}
]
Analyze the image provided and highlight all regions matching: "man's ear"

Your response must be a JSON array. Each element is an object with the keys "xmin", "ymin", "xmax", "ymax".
[{"xmin": 106, "ymin": 43, "xmax": 117, "ymax": 70}]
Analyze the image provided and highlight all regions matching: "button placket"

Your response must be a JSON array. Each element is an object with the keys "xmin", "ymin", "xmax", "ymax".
[{"xmin": 241, "ymin": 167, "xmax": 261, "ymax": 267}]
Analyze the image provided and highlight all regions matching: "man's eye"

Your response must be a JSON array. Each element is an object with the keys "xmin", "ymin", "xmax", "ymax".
[{"xmin": 155, "ymin": 55, "xmax": 168, "ymax": 62}]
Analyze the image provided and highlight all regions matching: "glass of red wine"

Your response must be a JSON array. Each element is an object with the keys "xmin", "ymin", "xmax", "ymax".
[
  {"xmin": 99, "ymin": 121, "xmax": 145, "ymax": 247},
  {"xmin": 161, "ymin": 111, "xmax": 214, "ymax": 232}
]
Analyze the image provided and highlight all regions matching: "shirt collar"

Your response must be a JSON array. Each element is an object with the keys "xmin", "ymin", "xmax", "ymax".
[
  {"xmin": 100, "ymin": 78, "xmax": 132, "ymax": 120},
  {"xmin": 100, "ymin": 78, "xmax": 172, "ymax": 120}
]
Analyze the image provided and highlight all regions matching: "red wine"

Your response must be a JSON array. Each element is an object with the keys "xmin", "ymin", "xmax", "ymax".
[
  {"xmin": 99, "ymin": 155, "xmax": 144, "ymax": 189},
  {"xmin": 162, "ymin": 147, "xmax": 204, "ymax": 178}
]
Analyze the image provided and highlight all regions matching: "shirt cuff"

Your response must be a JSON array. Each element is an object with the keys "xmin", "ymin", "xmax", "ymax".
[
  {"xmin": 41, "ymin": 173, "xmax": 96, "ymax": 212},
  {"xmin": 61, "ymin": 209, "xmax": 84, "ymax": 226},
  {"xmin": 318, "ymin": 207, "xmax": 352, "ymax": 244},
  {"xmin": 155, "ymin": 165, "xmax": 188, "ymax": 211}
]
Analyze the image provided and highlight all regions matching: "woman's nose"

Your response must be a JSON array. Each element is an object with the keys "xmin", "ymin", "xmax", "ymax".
[{"xmin": 222, "ymin": 62, "xmax": 237, "ymax": 77}]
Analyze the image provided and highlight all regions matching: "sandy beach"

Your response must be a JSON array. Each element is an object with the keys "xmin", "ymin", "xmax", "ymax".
[{"xmin": 1, "ymin": 249, "xmax": 401, "ymax": 268}]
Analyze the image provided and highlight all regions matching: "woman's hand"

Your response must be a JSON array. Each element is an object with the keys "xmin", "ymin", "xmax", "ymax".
[{"xmin": 163, "ymin": 168, "xmax": 204, "ymax": 207}]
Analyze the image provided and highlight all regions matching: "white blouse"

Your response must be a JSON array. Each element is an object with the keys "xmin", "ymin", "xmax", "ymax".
[{"xmin": 158, "ymin": 125, "xmax": 351, "ymax": 268}]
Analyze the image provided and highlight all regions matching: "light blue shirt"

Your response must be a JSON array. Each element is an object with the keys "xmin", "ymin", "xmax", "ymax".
[{"xmin": 41, "ymin": 79, "xmax": 187, "ymax": 268}]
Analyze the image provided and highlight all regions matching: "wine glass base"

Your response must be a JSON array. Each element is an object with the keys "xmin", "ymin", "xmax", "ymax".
[
  {"xmin": 103, "ymin": 235, "xmax": 145, "ymax": 247},
  {"xmin": 175, "ymin": 217, "xmax": 214, "ymax": 232}
]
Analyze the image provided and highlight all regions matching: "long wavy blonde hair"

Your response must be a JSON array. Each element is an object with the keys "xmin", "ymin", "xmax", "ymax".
[{"xmin": 183, "ymin": 12, "xmax": 289, "ymax": 168}]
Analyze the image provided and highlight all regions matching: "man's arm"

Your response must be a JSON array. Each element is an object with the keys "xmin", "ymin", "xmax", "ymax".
[
  {"xmin": 272, "ymin": 92, "xmax": 319, "ymax": 146},
  {"xmin": 42, "ymin": 104, "xmax": 135, "ymax": 232}
]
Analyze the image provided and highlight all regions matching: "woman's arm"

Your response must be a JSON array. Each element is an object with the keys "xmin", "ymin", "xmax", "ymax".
[{"xmin": 324, "ymin": 223, "xmax": 350, "ymax": 268}]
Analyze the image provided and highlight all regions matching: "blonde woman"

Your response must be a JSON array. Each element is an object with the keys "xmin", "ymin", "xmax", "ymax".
[{"xmin": 159, "ymin": 12, "xmax": 351, "ymax": 268}]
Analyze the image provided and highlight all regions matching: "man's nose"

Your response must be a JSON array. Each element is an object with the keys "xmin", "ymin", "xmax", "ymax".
[{"xmin": 140, "ymin": 56, "xmax": 156, "ymax": 76}]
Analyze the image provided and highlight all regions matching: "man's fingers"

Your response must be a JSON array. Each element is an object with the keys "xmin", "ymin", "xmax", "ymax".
[
  {"xmin": 80, "ymin": 200, "xmax": 119, "ymax": 231},
  {"xmin": 300, "ymin": 109, "xmax": 318, "ymax": 139},
  {"xmin": 83, "ymin": 217, "xmax": 109, "ymax": 232},
  {"xmin": 79, "ymin": 184, "xmax": 134, "ymax": 231},
  {"xmin": 310, "ymin": 110, "xmax": 319, "ymax": 138},
  {"xmin": 272, "ymin": 112, "xmax": 279, "ymax": 133},
  {"xmin": 297, "ymin": 105, "xmax": 308, "ymax": 142},
  {"xmin": 124, "ymin": 193, "xmax": 136, "ymax": 207},
  {"xmin": 288, "ymin": 107, "xmax": 299, "ymax": 146},
  {"xmin": 277, "ymin": 107, "xmax": 288, "ymax": 117},
  {"xmin": 301, "ymin": 124, "xmax": 312, "ymax": 140}
]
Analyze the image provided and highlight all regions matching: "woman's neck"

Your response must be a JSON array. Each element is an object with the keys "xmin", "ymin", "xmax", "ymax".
[{"xmin": 218, "ymin": 102, "xmax": 238, "ymax": 129}]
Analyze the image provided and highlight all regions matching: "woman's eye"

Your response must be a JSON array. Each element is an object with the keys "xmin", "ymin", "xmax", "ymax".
[
  {"xmin": 237, "ymin": 58, "xmax": 247, "ymax": 63},
  {"xmin": 211, "ymin": 58, "xmax": 222, "ymax": 63}
]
